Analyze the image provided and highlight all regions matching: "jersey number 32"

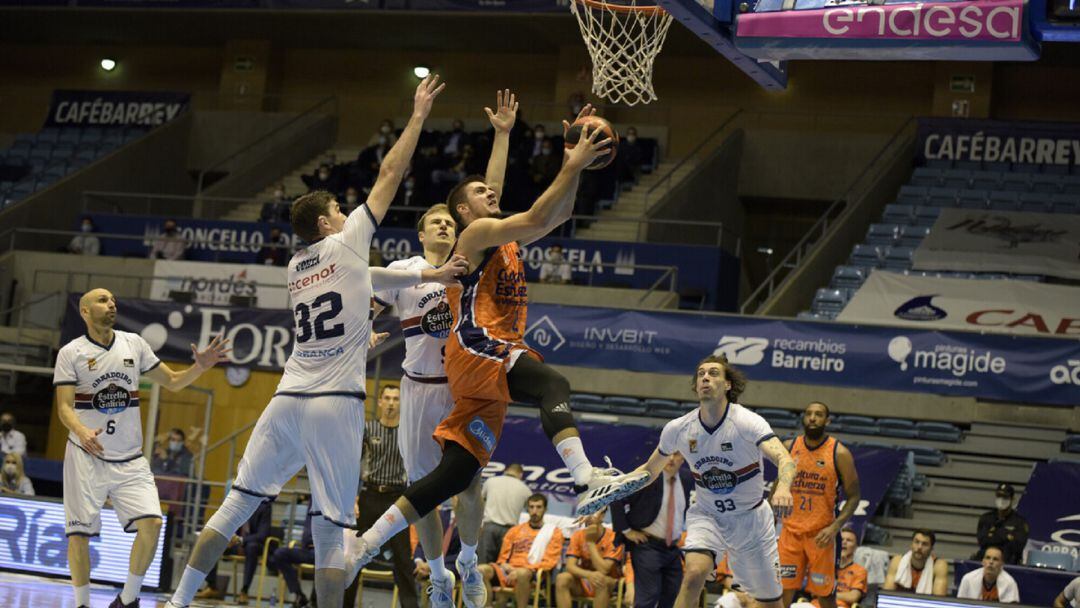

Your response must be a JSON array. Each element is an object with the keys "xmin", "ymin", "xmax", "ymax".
[{"xmin": 294, "ymin": 292, "xmax": 345, "ymax": 343}]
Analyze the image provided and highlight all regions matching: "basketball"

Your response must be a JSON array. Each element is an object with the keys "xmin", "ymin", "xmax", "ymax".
[{"xmin": 564, "ymin": 115, "xmax": 619, "ymax": 170}]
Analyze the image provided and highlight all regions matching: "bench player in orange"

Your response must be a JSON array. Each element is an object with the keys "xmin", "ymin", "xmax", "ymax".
[
  {"xmin": 778, "ymin": 402, "xmax": 860, "ymax": 607},
  {"xmin": 346, "ymin": 100, "xmax": 648, "ymax": 601}
]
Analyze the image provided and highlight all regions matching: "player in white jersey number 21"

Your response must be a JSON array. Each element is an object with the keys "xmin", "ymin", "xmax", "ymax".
[
  {"xmin": 54, "ymin": 288, "xmax": 230, "ymax": 608},
  {"xmin": 167, "ymin": 74, "xmax": 455, "ymax": 608},
  {"xmin": 622, "ymin": 354, "xmax": 797, "ymax": 608}
]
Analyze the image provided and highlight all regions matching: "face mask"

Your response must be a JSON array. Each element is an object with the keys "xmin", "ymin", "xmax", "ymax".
[
  {"xmin": 380, "ymin": 125, "xmax": 391, "ymax": 134},
  {"xmin": 319, "ymin": 172, "xmax": 329, "ymax": 180},
  {"xmin": 534, "ymin": 130, "xmax": 545, "ymax": 139},
  {"xmin": 626, "ymin": 135, "xmax": 637, "ymax": 143},
  {"xmin": 0, "ymin": 423, "xmax": 10, "ymax": 433},
  {"xmin": 81, "ymin": 224, "xmax": 93, "ymax": 233},
  {"xmin": 377, "ymin": 136, "xmax": 387, "ymax": 146},
  {"xmin": 541, "ymin": 148, "xmax": 552, "ymax": 156},
  {"xmin": 405, "ymin": 181, "xmax": 415, "ymax": 191},
  {"xmin": 995, "ymin": 497, "xmax": 1011, "ymax": 510},
  {"xmin": 2, "ymin": 464, "xmax": 14, "ymax": 476},
  {"xmin": 274, "ymin": 190, "xmax": 284, "ymax": 198},
  {"xmin": 168, "ymin": 440, "xmax": 183, "ymax": 452},
  {"xmin": 346, "ymin": 195, "xmax": 358, "ymax": 205}
]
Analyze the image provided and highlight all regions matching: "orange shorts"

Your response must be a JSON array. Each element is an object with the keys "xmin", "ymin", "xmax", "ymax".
[
  {"xmin": 778, "ymin": 526, "xmax": 836, "ymax": 596},
  {"xmin": 494, "ymin": 565, "xmax": 535, "ymax": 589}
]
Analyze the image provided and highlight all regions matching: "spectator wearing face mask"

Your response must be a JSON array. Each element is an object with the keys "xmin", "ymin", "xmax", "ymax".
[
  {"xmin": 261, "ymin": 185, "xmax": 291, "ymax": 223},
  {"xmin": 618, "ymin": 127, "xmax": 645, "ymax": 184},
  {"xmin": 68, "ymin": 217, "xmax": 101, "ymax": 256},
  {"xmin": 257, "ymin": 227, "xmax": 291, "ymax": 267},
  {"xmin": 525, "ymin": 125, "xmax": 547, "ymax": 159},
  {"xmin": 148, "ymin": 218, "xmax": 187, "ymax": 260},
  {"xmin": 0, "ymin": 412, "xmax": 27, "ymax": 456},
  {"xmin": 975, "ymin": 483, "xmax": 1028, "ymax": 565},
  {"xmin": 151, "ymin": 428, "xmax": 195, "ymax": 477},
  {"xmin": 529, "ymin": 138, "xmax": 561, "ymax": 189},
  {"xmin": 0, "ymin": 452, "xmax": 34, "ymax": 496},
  {"xmin": 303, "ymin": 163, "xmax": 344, "ymax": 194},
  {"xmin": 442, "ymin": 119, "xmax": 468, "ymax": 157},
  {"xmin": 343, "ymin": 186, "xmax": 362, "ymax": 214},
  {"xmin": 369, "ymin": 119, "xmax": 399, "ymax": 148}
]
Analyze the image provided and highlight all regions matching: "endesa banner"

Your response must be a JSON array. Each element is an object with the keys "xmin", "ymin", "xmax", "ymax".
[
  {"xmin": 0, "ymin": 495, "xmax": 168, "ymax": 587},
  {"xmin": 59, "ymin": 296, "xmax": 1080, "ymax": 405},
  {"xmin": 917, "ymin": 117, "xmax": 1080, "ymax": 168},
  {"xmin": 914, "ymin": 209, "xmax": 1080, "ymax": 281},
  {"xmin": 150, "ymin": 260, "xmax": 288, "ymax": 309},
  {"xmin": 44, "ymin": 90, "xmax": 190, "ymax": 128},
  {"xmin": 838, "ymin": 271, "xmax": 1080, "ymax": 337},
  {"xmin": 1017, "ymin": 462, "xmax": 1080, "ymax": 569},
  {"xmin": 87, "ymin": 214, "xmax": 296, "ymax": 264}
]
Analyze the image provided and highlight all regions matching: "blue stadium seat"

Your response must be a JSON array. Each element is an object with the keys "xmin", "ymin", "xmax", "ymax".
[
  {"xmin": 898, "ymin": 225, "xmax": 930, "ymax": 247},
  {"xmin": 570, "ymin": 393, "xmax": 606, "ymax": 413},
  {"xmin": 102, "ymin": 130, "xmax": 124, "ymax": 145},
  {"xmin": 51, "ymin": 143, "xmax": 75, "ymax": 158},
  {"xmin": 925, "ymin": 158, "xmax": 952, "ymax": 169},
  {"xmin": 8, "ymin": 180, "xmax": 35, "ymax": 200},
  {"xmin": 757, "ymin": 408, "xmax": 798, "ymax": 429},
  {"xmin": 878, "ymin": 418, "xmax": 919, "ymax": 439},
  {"xmin": 644, "ymin": 399, "xmax": 684, "ymax": 418},
  {"xmin": 1018, "ymin": 193, "xmax": 1051, "ymax": 213},
  {"xmin": 851, "ymin": 244, "xmax": 883, "ymax": 268},
  {"xmin": 81, "ymin": 128, "xmax": 104, "ymax": 144},
  {"xmin": 41, "ymin": 164, "xmax": 66, "ymax": 180},
  {"xmin": 1026, "ymin": 549, "xmax": 1074, "ymax": 571},
  {"xmin": 913, "ymin": 206, "xmax": 941, "ymax": 227},
  {"xmin": 603, "ymin": 396, "xmax": 647, "ymax": 416},
  {"xmin": 1012, "ymin": 163, "xmax": 1040, "ymax": 175},
  {"xmin": 36, "ymin": 128, "xmax": 59, "ymax": 144},
  {"xmin": 916, "ymin": 421, "xmax": 963, "ymax": 442},
  {"xmin": 831, "ymin": 266, "xmax": 866, "ymax": 290},
  {"xmin": 866, "ymin": 223, "xmax": 900, "ymax": 246},
  {"xmin": 988, "ymin": 191, "xmax": 1019, "ymax": 208},
  {"xmin": 941, "ymin": 169, "xmax": 972, "ymax": 190},
  {"xmin": 1051, "ymin": 194, "xmax": 1078, "ymax": 214},
  {"xmin": 797, "ymin": 311, "xmax": 828, "ymax": 321},
  {"xmin": 1043, "ymin": 163, "xmax": 1070, "ymax": 175},
  {"xmin": 958, "ymin": 190, "xmax": 991, "ymax": 209},
  {"xmin": 898, "ymin": 185, "xmax": 929, "ymax": 205},
  {"xmin": 74, "ymin": 148, "xmax": 98, "ymax": 163},
  {"xmin": 57, "ymin": 129, "xmax": 81, "ymax": 144},
  {"xmin": 883, "ymin": 246, "xmax": 915, "ymax": 270},
  {"xmin": 955, "ymin": 160, "xmax": 981, "ymax": 170},
  {"xmin": 1031, "ymin": 174, "xmax": 1064, "ymax": 194},
  {"xmin": 883, "ymin": 204, "xmax": 915, "ymax": 224},
  {"xmin": 812, "ymin": 288, "xmax": 849, "ymax": 314},
  {"xmin": 928, "ymin": 187, "xmax": 959, "ymax": 207},
  {"xmin": 910, "ymin": 168, "xmax": 942, "ymax": 187},
  {"xmin": 970, "ymin": 171, "xmax": 1001, "ymax": 191},
  {"xmin": 909, "ymin": 446, "xmax": 946, "ymax": 467},
  {"xmin": 1001, "ymin": 173, "xmax": 1032, "ymax": 192},
  {"xmin": 29, "ymin": 146, "xmax": 51, "ymax": 161},
  {"xmin": 1064, "ymin": 435, "xmax": 1080, "ymax": 454}
]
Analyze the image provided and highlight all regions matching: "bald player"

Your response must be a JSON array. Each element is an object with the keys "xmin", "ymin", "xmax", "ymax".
[{"xmin": 54, "ymin": 288, "xmax": 230, "ymax": 608}]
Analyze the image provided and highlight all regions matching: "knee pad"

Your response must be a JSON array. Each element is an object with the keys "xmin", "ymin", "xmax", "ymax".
[
  {"xmin": 404, "ymin": 442, "xmax": 480, "ymax": 517},
  {"xmin": 311, "ymin": 516, "xmax": 345, "ymax": 570},
  {"xmin": 206, "ymin": 490, "xmax": 265, "ymax": 538}
]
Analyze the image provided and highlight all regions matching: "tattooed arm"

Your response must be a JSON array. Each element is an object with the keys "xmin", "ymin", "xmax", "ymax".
[{"xmin": 760, "ymin": 436, "xmax": 795, "ymax": 519}]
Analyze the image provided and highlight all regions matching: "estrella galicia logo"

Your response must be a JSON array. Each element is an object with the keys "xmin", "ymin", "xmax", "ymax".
[
  {"xmin": 524, "ymin": 315, "xmax": 565, "ymax": 352},
  {"xmin": 92, "ymin": 384, "xmax": 132, "ymax": 415},
  {"xmin": 894, "ymin": 295, "xmax": 947, "ymax": 321},
  {"xmin": 420, "ymin": 301, "xmax": 453, "ymax": 339},
  {"xmin": 468, "ymin": 417, "xmax": 497, "ymax": 454},
  {"xmin": 701, "ymin": 467, "xmax": 738, "ymax": 494},
  {"xmin": 713, "ymin": 336, "xmax": 768, "ymax": 366}
]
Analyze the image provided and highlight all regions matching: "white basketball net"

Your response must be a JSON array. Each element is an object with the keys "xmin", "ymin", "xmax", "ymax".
[{"xmin": 570, "ymin": 0, "xmax": 674, "ymax": 106}]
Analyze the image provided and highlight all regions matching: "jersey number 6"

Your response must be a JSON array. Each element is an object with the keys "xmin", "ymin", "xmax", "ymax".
[{"xmin": 294, "ymin": 292, "xmax": 346, "ymax": 343}]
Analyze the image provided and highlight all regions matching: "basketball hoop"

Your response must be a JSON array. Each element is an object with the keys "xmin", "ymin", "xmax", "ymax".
[{"xmin": 570, "ymin": 0, "xmax": 674, "ymax": 106}]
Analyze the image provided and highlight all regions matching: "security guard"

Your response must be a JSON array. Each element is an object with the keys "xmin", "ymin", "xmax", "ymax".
[{"xmin": 975, "ymin": 483, "xmax": 1029, "ymax": 564}]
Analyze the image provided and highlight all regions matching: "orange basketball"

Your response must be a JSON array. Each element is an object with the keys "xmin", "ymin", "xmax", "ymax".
[{"xmin": 564, "ymin": 115, "xmax": 619, "ymax": 170}]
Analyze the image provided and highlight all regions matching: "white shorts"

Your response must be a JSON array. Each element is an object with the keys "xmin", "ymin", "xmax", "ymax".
[
  {"xmin": 399, "ymin": 376, "xmax": 453, "ymax": 482},
  {"xmin": 233, "ymin": 394, "xmax": 363, "ymax": 527},
  {"xmin": 684, "ymin": 500, "xmax": 783, "ymax": 601},
  {"xmin": 63, "ymin": 442, "xmax": 162, "ymax": 536}
]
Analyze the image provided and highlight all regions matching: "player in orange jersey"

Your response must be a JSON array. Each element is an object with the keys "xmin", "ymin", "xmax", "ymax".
[
  {"xmin": 346, "ymin": 100, "xmax": 647, "ymax": 607},
  {"xmin": 778, "ymin": 402, "xmax": 861, "ymax": 607}
]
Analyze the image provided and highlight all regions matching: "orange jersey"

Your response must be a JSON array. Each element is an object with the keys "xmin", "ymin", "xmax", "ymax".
[
  {"xmin": 786, "ymin": 435, "xmax": 840, "ymax": 534},
  {"xmin": 813, "ymin": 562, "xmax": 868, "ymax": 608},
  {"xmin": 567, "ymin": 528, "xmax": 624, "ymax": 577},
  {"xmin": 497, "ymin": 522, "xmax": 565, "ymax": 571},
  {"xmin": 445, "ymin": 242, "xmax": 531, "ymax": 403}
]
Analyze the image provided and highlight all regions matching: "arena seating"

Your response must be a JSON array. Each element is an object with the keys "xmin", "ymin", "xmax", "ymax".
[
  {"xmin": 799, "ymin": 162, "xmax": 1080, "ymax": 319},
  {"xmin": 0, "ymin": 126, "xmax": 150, "ymax": 207}
]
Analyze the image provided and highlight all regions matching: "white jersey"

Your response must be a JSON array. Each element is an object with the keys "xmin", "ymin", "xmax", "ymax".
[
  {"xmin": 659, "ymin": 403, "xmax": 776, "ymax": 516},
  {"xmin": 374, "ymin": 256, "xmax": 451, "ymax": 378},
  {"xmin": 53, "ymin": 330, "xmax": 161, "ymax": 461},
  {"xmin": 276, "ymin": 204, "xmax": 378, "ymax": 398}
]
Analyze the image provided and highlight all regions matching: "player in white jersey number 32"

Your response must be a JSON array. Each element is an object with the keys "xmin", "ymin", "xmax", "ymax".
[{"xmin": 622, "ymin": 354, "xmax": 797, "ymax": 608}]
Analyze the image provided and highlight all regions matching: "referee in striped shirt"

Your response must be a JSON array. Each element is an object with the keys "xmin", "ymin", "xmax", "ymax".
[{"xmin": 343, "ymin": 385, "xmax": 420, "ymax": 608}]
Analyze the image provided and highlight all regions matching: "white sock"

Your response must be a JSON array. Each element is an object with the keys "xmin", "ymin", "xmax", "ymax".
[
  {"xmin": 170, "ymin": 565, "xmax": 208, "ymax": 607},
  {"xmin": 458, "ymin": 542, "xmax": 477, "ymax": 564},
  {"xmin": 73, "ymin": 584, "xmax": 90, "ymax": 607},
  {"xmin": 120, "ymin": 571, "xmax": 144, "ymax": 604},
  {"xmin": 361, "ymin": 505, "xmax": 408, "ymax": 549},
  {"xmin": 429, "ymin": 555, "xmax": 447, "ymax": 579},
  {"xmin": 556, "ymin": 436, "xmax": 593, "ymax": 486}
]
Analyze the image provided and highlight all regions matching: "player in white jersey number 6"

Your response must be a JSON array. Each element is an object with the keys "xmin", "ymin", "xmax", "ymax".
[
  {"xmin": 54, "ymin": 288, "xmax": 230, "ymax": 608},
  {"xmin": 167, "ymin": 74, "xmax": 454, "ymax": 608},
  {"xmin": 621, "ymin": 354, "xmax": 797, "ymax": 608}
]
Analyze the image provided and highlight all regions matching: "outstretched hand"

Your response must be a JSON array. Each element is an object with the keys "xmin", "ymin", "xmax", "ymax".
[
  {"xmin": 562, "ymin": 103, "xmax": 597, "ymax": 138},
  {"xmin": 563, "ymin": 124, "xmax": 613, "ymax": 172},
  {"xmin": 485, "ymin": 89, "xmax": 519, "ymax": 133},
  {"xmin": 412, "ymin": 74, "xmax": 446, "ymax": 119},
  {"xmin": 369, "ymin": 331, "xmax": 390, "ymax": 350},
  {"xmin": 192, "ymin": 334, "xmax": 231, "ymax": 370},
  {"xmin": 430, "ymin": 254, "xmax": 469, "ymax": 286}
]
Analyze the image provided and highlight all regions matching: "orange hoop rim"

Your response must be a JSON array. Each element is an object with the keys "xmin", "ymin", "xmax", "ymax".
[{"xmin": 573, "ymin": 0, "xmax": 667, "ymax": 15}]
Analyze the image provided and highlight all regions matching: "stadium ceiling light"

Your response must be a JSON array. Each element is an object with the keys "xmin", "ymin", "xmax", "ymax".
[
  {"xmin": 100, "ymin": 58, "xmax": 117, "ymax": 72},
  {"xmin": 413, "ymin": 66, "xmax": 431, "ymax": 79}
]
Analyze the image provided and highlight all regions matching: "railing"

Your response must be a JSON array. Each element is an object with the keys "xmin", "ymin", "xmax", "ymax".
[
  {"xmin": 194, "ymin": 95, "xmax": 338, "ymax": 196},
  {"xmin": 643, "ymin": 109, "xmax": 742, "ymax": 214},
  {"xmin": 739, "ymin": 117, "xmax": 917, "ymax": 314}
]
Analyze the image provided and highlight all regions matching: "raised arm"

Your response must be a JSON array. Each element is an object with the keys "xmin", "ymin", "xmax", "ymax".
[
  {"xmin": 56, "ymin": 384, "xmax": 104, "ymax": 457},
  {"xmin": 483, "ymin": 89, "xmax": 518, "ymax": 199},
  {"xmin": 459, "ymin": 122, "xmax": 612, "ymax": 251},
  {"xmin": 815, "ymin": 443, "xmax": 861, "ymax": 547},
  {"xmin": 365, "ymin": 75, "xmax": 446, "ymax": 224},
  {"xmin": 144, "ymin": 335, "xmax": 230, "ymax": 392},
  {"xmin": 760, "ymin": 436, "xmax": 795, "ymax": 519}
]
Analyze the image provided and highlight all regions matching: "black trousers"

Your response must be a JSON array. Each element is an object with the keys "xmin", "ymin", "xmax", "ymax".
[
  {"xmin": 478, "ymin": 522, "xmax": 512, "ymax": 565},
  {"xmin": 342, "ymin": 487, "xmax": 419, "ymax": 608},
  {"xmin": 271, "ymin": 546, "xmax": 315, "ymax": 597},
  {"xmin": 206, "ymin": 540, "xmax": 264, "ymax": 594},
  {"xmin": 630, "ymin": 540, "xmax": 683, "ymax": 608}
]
